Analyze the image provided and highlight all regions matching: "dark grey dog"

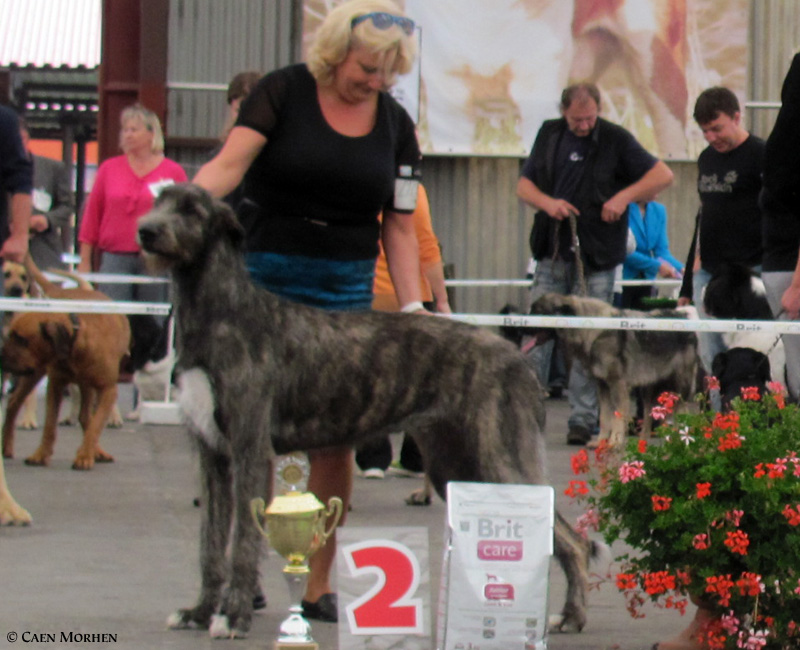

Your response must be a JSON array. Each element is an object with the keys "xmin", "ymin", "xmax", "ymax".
[{"xmin": 137, "ymin": 184, "xmax": 596, "ymax": 639}]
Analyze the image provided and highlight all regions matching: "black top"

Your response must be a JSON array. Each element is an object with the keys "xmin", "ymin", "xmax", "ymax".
[
  {"xmin": 0, "ymin": 106, "xmax": 33, "ymax": 244},
  {"xmin": 521, "ymin": 116, "xmax": 658, "ymax": 271},
  {"xmin": 696, "ymin": 135, "xmax": 765, "ymax": 273},
  {"xmin": 235, "ymin": 63, "xmax": 421, "ymax": 261},
  {"xmin": 762, "ymin": 53, "xmax": 800, "ymax": 273}
]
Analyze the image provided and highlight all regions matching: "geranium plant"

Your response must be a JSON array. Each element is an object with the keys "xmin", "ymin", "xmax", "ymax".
[{"xmin": 568, "ymin": 382, "xmax": 800, "ymax": 649}]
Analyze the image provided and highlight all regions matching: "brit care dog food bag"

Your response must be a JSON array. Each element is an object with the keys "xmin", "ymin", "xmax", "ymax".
[{"xmin": 436, "ymin": 482, "xmax": 554, "ymax": 650}]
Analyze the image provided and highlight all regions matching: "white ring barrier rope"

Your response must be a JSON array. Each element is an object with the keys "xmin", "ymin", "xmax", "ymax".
[
  {"xmin": 43, "ymin": 271, "xmax": 169, "ymax": 285},
  {"xmin": 443, "ymin": 278, "xmax": 682, "ymax": 288},
  {"xmin": 0, "ymin": 297, "xmax": 171, "ymax": 316},
  {"xmin": 445, "ymin": 312, "xmax": 800, "ymax": 335}
]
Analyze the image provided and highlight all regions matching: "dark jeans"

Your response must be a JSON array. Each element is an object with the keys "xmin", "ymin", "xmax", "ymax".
[{"xmin": 355, "ymin": 434, "xmax": 423, "ymax": 472}]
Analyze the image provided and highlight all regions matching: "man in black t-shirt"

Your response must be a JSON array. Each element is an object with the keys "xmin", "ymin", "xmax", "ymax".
[
  {"xmin": 679, "ymin": 87, "xmax": 765, "ymax": 375},
  {"xmin": 518, "ymin": 83, "xmax": 674, "ymax": 445}
]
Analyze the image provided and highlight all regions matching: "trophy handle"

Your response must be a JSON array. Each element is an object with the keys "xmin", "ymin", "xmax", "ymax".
[
  {"xmin": 321, "ymin": 496, "xmax": 343, "ymax": 543},
  {"xmin": 250, "ymin": 497, "xmax": 270, "ymax": 540}
]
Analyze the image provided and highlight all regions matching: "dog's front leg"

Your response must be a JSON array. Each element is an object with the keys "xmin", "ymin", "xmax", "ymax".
[
  {"xmin": 167, "ymin": 440, "xmax": 234, "ymax": 631},
  {"xmin": 595, "ymin": 380, "xmax": 629, "ymax": 448},
  {"xmin": 71, "ymin": 384, "xmax": 117, "ymax": 470},
  {"xmin": 552, "ymin": 512, "xmax": 590, "ymax": 632},
  {"xmin": 2, "ymin": 373, "xmax": 43, "ymax": 458},
  {"xmin": 211, "ymin": 435, "xmax": 272, "ymax": 639},
  {"xmin": 25, "ymin": 375, "xmax": 68, "ymax": 466}
]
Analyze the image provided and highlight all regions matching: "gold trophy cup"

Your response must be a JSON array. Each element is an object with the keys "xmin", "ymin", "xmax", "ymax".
[{"xmin": 251, "ymin": 491, "xmax": 343, "ymax": 650}]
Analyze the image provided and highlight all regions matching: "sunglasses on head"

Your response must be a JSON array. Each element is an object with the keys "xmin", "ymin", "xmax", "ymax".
[{"xmin": 351, "ymin": 12, "xmax": 415, "ymax": 36}]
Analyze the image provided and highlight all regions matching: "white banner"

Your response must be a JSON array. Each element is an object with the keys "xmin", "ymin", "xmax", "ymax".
[{"xmin": 303, "ymin": 0, "xmax": 749, "ymax": 159}]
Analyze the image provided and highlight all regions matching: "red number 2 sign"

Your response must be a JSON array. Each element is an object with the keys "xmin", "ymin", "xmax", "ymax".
[{"xmin": 342, "ymin": 539, "xmax": 424, "ymax": 635}]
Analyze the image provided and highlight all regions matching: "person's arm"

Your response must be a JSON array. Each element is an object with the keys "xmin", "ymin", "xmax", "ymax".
[
  {"xmin": 421, "ymin": 260, "xmax": 450, "ymax": 313},
  {"xmin": 650, "ymin": 203, "xmax": 683, "ymax": 274},
  {"xmin": 516, "ymin": 176, "xmax": 579, "ymax": 220},
  {"xmin": 31, "ymin": 160, "xmax": 75, "ymax": 234},
  {"xmin": 77, "ymin": 241, "xmax": 94, "ymax": 273},
  {"xmin": 782, "ymin": 251, "xmax": 800, "ymax": 319},
  {"xmin": 601, "ymin": 160, "xmax": 674, "ymax": 222},
  {"xmin": 193, "ymin": 126, "xmax": 265, "ymax": 198},
  {"xmin": 1, "ymin": 193, "xmax": 31, "ymax": 263},
  {"xmin": 382, "ymin": 210, "xmax": 424, "ymax": 312}
]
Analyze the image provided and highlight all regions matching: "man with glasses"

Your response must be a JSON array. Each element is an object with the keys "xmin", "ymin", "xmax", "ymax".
[{"xmin": 517, "ymin": 83, "xmax": 674, "ymax": 446}]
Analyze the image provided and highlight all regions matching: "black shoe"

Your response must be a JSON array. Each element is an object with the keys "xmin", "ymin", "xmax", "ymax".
[
  {"xmin": 253, "ymin": 590, "xmax": 267, "ymax": 611},
  {"xmin": 566, "ymin": 425, "xmax": 592, "ymax": 446},
  {"xmin": 301, "ymin": 593, "xmax": 337, "ymax": 623},
  {"xmin": 548, "ymin": 385, "xmax": 564, "ymax": 399}
]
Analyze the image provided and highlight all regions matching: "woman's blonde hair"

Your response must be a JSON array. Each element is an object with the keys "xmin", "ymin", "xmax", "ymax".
[
  {"xmin": 119, "ymin": 103, "xmax": 165, "ymax": 153},
  {"xmin": 307, "ymin": 0, "xmax": 417, "ymax": 88}
]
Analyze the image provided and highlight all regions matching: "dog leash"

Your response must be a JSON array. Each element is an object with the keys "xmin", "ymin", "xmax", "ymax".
[{"xmin": 550, "ymin": 211, "xmax": 587, "ymax": 297}]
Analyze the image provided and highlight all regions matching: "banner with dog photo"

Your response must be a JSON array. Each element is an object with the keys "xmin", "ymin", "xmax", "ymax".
[{"xmin": 302, "ymin": 0, "xmax": 749, "ymax": 159}]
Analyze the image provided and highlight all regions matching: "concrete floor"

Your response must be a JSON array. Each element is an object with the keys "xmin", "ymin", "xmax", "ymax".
[{"xmin": 0, "ymin": 387, "xmax": 690, "ymax": 649}]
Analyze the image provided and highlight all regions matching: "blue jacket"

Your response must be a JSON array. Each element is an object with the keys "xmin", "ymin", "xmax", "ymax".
[{"xmin": 623, "ymin": 201, "xmax": 683, "ymax": 280}]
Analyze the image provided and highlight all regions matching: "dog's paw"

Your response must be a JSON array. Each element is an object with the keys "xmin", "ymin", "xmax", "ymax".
[
  {"xmin": 71, "ymin": 453, "xmax": 95, "ymax": 471},
  {"xmin": 0, "ymin": 497, "xmax": 32, "ymax": 525},
  {"xmin": 405, "ymin": 488, "xmax": 432, "ymax": 506},
  {"xmin": 58, "ymin": 416, "xmax": 77, "ymax": 427},
  {"xmin": 209, "ymin": 614, "xmax": 248, "ymax": 639},
  {"xmin": 17, "ymin": 418, "xmax": 38, "ymax": 430},
  {"xmin": 124, "ymin": 409, "xmax": 141, "ymax": 422},
  {"xmin": 94, "ymin": 448, "xmax": 114, "ymax": 463},
  {"xmin": 550, "ymin": 601, "xmax": 587, "ymax": 633},
  {"xmin": 166, "ymin": 609, "xmax": 207, "ymax": 630},
  {"xmin": 24, "ymin": 452, "xmax": 50, "ymax": 466},
  {"xmin": 107, "ymin": 405, "xmax": 124, "ymax": 428}
]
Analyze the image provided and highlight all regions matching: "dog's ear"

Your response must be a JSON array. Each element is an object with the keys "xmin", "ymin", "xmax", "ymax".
[
  {"xmin": 40, "ymin": 322, "xmax": 74, "ymax": 361},
  {"xmin": 211, "ymin": 201, "xmax": 245, "ymax": 249}
]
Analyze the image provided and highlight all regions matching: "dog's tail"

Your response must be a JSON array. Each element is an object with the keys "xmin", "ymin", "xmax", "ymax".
[{"xmin": 24, "ymin": 254, "xmax": 94, "ymax": 296}]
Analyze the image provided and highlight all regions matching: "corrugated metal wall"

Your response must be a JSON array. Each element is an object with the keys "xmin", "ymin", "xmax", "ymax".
[
  {"xmin": 165, "ymin": 0, "xmax": 800, "ymax": 314},
  {"xmin": 165, "ymin": 0, "xmax": 299, "ymax": 170}
]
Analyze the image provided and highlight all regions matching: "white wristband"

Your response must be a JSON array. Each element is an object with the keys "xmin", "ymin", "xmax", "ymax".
[{"xmin": 400, "ymin": 301, "xmax": 425, "ymax": 314}]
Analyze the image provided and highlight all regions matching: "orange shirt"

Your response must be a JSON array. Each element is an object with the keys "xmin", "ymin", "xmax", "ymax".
[{"xmin": 373, "ymin": 185, "xmax": 442, "ymax": 310}]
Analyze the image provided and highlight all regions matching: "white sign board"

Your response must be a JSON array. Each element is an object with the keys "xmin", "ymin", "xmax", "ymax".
[{"xmin": 337, "ymin": 527, "xmax": 432, "ymax": 650}]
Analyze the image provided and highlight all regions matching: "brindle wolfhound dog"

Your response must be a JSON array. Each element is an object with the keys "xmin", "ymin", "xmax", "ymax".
[{"xmin": 137, "ymin": 184, "xmax": 597, "ymax": 639}]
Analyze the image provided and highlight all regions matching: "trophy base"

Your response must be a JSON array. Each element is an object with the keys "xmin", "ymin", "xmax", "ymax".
[{"xmin": 274, "ymin": 641, "xmax": 318, "ymax": 650}]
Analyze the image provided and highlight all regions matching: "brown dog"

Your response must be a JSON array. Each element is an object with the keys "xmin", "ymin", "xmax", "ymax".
[
  {"xmin": 2, "ymin": 260, "xmax": 39, "ymax": 430},
  {"xmin": 1, "ymin": 259, "xmax": 131, "ymax": 469}
]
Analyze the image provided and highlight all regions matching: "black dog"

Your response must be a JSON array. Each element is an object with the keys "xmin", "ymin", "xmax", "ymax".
[
  {"xmin": 704, "ymin": 264, "xmax": 785, "ymax": 386},
  {"xmin": 712, "ymin": 347, "xmax": 772, "ymax": 411}
]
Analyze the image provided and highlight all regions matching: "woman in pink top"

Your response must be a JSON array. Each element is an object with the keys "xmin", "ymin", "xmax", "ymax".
[{"xmin": 77, "ymin": 104, "xmax": 187, "ymax": 301}]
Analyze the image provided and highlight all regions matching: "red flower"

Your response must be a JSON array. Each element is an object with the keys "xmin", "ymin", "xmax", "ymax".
[
  {"xmin": 564, "ymin": 480, "xmax": 589, "ymax": 499},
  {"xmin": 696, "ymin": 482, "xmax": 712, "ymax": 499},
  {"xmin": 693, "ymin": 533, "xmax": 710, "ymax": 550},
  {"xmin": 706, "ymin": 575, "xmax": 734, "ymax": 607},
  {"xmin": 657, "ymin": 391, "xmax": 680, "ymax": 412},
  {"xmin": 643, "ymin": 571, "xmax": 676, "ymax": 595},
  {"xmin": 616, "ymin": 573, "xmax": 638, "ymax": 591},
  {"xmin": 718, "ymin": 431, "xmax": 744, "ymax": 452},
  {"xmin": 637, "ymin": 439, "xmax": 647, "ymax": 454},
  {"xmin": 570, "ymin": 449, "xmax": 589, "ymax": 475},
  {"xmin": 782, "ymin": 504, "xmax": 800, "ymax": 526},
  {"xmin": 736, "ymin": 572, "xmax": 763, "ymax": 596},
  {"xmin": 754, "ymin": 463, "xmax": 766, "ymax": 478},
  {"xmin": 724, "ymin": 530, "xmax": 750, "ymax": 555},
  {"xmin": 705, "ymin": 375, "xmax": 721, "ymax": 391},
  {"xmin": 651, "ymin": 495, "xmax": 672, "ymax": 511},
  {"xmin": 740, "ymin": 385, "xmax": 761, "ymax": 401}
]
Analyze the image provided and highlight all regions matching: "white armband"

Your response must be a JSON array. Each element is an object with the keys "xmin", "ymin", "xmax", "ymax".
[
  {"xmin": 400, "ymin": 301, "xmax": 425, "ymax": 313},
  {"xmin": 393, "ymin": 178, "xmax": 419, "ymax": 212}
]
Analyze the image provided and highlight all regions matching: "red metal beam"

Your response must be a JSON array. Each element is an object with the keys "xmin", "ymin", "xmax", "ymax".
[{"xmin": 97, "ymin": 0, "xmax": 168, "ymax": 163}]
